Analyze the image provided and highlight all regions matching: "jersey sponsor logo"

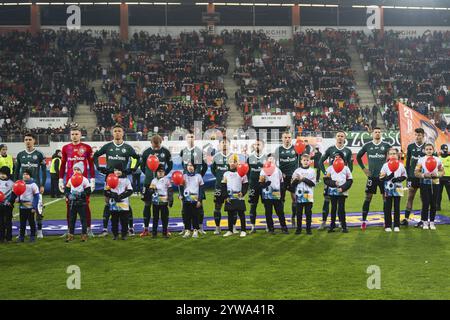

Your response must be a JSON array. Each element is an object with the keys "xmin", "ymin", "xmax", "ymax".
[
  {"xmin": 67, "ymin": 156, "xmax": 86, "ymax": 161},
  {"xmin": 21, "ymin": 163, "xmax": 39, "ymax": 168},
  {"xmin": 215, "ymin": 165, "xmax": 228, "ymax": 171},
  {"xmin": 108, "ymin": 155, "xmax": 127, "ymax": 161},
  {"xmin": 368, "ymin": 154, "xmax": 386, "ymax": 159},
  {"xmin": 279, "ymin": 157, "xmax": 296, "ymax": 162}
]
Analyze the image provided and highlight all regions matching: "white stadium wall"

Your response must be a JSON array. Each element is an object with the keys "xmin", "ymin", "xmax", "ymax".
[
  {"xmin": 37, "ymin": 25, "xmax": 450, "ymax": 41},
  {"xmin": 3, "ymin": 138, "xmax": 379, "ymax": 159},
  {"xmin": 26, "ymin": 118, "xmax": 69, "ymax": 129}
]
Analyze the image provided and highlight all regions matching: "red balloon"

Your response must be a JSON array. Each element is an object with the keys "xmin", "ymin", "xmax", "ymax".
[
  {"xmin": 294, "ymin": 139, "xmax": 306, "ymax": 155},
  {"xmin": 171, "ymin": 170, "xmax": 184, "ymax": 186},
  {"xmin": 70, "ymin": 173, "xmax": 83, "ymax": 188},
  {"xmin": 237, "ymin": 163, "xmax": 249, "ymax": 177},
  {"xmin": 425, "ymin": 156, "xmax": 437, "ymax": 172},
  {"xmin": 0, "ymin": 191, "xmax": 4, "ymax": 203},
  {"xmin": 387, "ymin": 157, "xmax": 399, "ymax": 172},
  {"xmin": 106, "ymin": 173, "xmax": 119, "ymax": 189},
  {"xmin": 263, "ymin": 161, "xmax": 276, "ymax": 176},
  {"xmin": 146, "ymin": 155, "xmax": 160, "ymax": 172},
  {"xmin": 13, "ymin": 180, "xmax": 26, "ymax": 196},
  {"xmin": 333, "ymin": 158, "xmax": 345, "ymax": 173}
]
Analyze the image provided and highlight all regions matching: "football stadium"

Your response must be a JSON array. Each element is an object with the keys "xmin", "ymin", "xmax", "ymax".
[{"xmin": 0, "ymin": 0, "xmax": 450, "ymax": 304}]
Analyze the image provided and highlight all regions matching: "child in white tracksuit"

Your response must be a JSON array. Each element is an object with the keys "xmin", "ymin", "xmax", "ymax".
[
  {"xmin": 380, "ymin": 148, "xmax": 407, "ymax": 232},
  {"xmin": 16, "ymin": 169, "xmax": 40, "ymax": 243},
  {"xmin": 323, "ymin": 152, "xmax": 353, "ymax": 233},
  {"xmin": 0, "ymin": 166, "xmax": 14, "ymax": 243},
  {"xmin": 105, "ymin": 164, "xmax": 134, "ymax": 240},
  {"xmin": 259, "ymin": 155, "xmax": 288, "ymax": 234},
  {"xmin": 65, "ymin": 162, "xmax": 91, "ymax": 242},
  {"xmin": 414, "ymin": 143, "xmax": 445, "ymax": 230},
  {"xmin": 180, "ymin": 161, "xmax": 204, "ymax": 238},
  {"xmin": 291, "ymin": 154, "xmax": 317, "ymax": 235},
  {"xmin": 221, "ymin": 155, "xmax": 249, "ymax": 238},
  {"xmin": 149, "ymin": 164, "xmax": 174, "ymax": 238}
]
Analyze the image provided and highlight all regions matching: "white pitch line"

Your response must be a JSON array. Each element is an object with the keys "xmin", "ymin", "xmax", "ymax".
[
  {"xmin": 43, "ymin": 198, "xmax": 63, "ymax": 207},
  {"xmin": 13, "ymin": 198, "xmax": 63, "ymax": 218}
]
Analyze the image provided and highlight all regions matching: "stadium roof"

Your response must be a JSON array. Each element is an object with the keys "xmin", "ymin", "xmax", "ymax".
[{"xmin": 1, "ymin": 0, "xmax": 450, "ymax": 9}]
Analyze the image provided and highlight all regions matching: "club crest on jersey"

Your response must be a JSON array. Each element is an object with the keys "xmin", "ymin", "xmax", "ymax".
[
  {"xmin": 122, "ymin": 148, "xmax": 127, "ymax": 153},
  {"xmin": 32, "ymin": 155, "xmax": 37, "ymax": 160},
  {"xmin": 77, "ymin": 147, "xmax": 86, "ymax": 156}
]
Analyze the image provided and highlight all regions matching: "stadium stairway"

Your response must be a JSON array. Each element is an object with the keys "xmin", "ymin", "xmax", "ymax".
[
  {"xmin": 73, "ymin": 104, "xmax": 98, "ymax": 140},
  {"xmin": 91, "ymin": 42, "xmax": 112, "ymax": 100},
  {"xmin": 74, "ymin": 43, "xmax": 112, "ymax": 139},
  {"xmin": 223, "ymin": 44, "xmax": 244, "ymax": 131},
  {"xmin": 348, "ymin": 45, "xmax": 385, "ymax": 130}
]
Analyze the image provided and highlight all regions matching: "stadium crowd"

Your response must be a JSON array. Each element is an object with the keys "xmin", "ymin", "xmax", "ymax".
[
  {"xmin": 0, "ymin": 30, "xmax": 102, "ymax": 140},
  {"xmin": 92, "ymin": 31, "xmax": 229, "ymax": 138},
  {"xmin": 230, "ymin": 30, "xmax": 376, "ymax": 134},
  {"xmin": 1, "ymin": 29, "xmax": 449, "ymax": 142},
  {"xmin": 358, "ymin": 30, "xmax": 450, "ymax": 131}
]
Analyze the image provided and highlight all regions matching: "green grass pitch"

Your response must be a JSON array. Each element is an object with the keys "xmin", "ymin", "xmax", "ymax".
[{"xmin": 2, "ymin": 169, "xmax": 450, "ymax": 300}]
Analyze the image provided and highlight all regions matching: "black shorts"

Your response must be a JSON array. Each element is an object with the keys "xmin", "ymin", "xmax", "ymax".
[
  {"xmin": 142, "ymin": 186, "xmax": 153, "ymax": 202},
  {"xmin": 224, "ymin": 199, "xmax": 246, "ymax": 212},
  {"xmin": 283, "ymin": 176, "xmax": 295, "ymax": 193},
  {"xmin": 248, "ymin": 186, "xmax": 260, "ymax": 204},
  {"xmin": 214, "ymin": 187, "xmax": 224, "ymax": 204},
  {"xmin": 407, "ymin": 177, "xmax": 421, "ymax": 189},
  {"xmin": 365, "ymin": 177, "xmax": 385, "ymax": 194}
]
